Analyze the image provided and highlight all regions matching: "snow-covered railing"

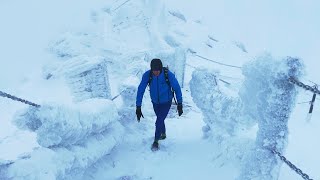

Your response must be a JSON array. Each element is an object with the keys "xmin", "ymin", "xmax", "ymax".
[
  {"xmin": 117, "ymin": 79, "xmax": 138, "ymax": 126},
  {"xmin": 187, "ymin": 49, "xmax": 243, "ymax": 69},
  {"xmin": 190, "ymin": 69, "xmax": 245, "ymax": 140},
  {"xmin": 0, "ymin": 90, "xmax": 40, "ymax": 107},
  {"xmin": 190, "ymin": 54, "xmax": 304, "ymax": 180},
  {"xmin": 238, "ymin": 55, "xmax": 303, "ymax": 180}
]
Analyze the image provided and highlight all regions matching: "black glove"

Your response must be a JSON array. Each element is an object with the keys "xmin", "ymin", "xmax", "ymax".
[
  {"xmin": 177, "ymin": 103, "xmax": 183, "ymax": 116},
  {"xmin": 136, "ymin": 106, "xmax": 144, "ymax": 122}
]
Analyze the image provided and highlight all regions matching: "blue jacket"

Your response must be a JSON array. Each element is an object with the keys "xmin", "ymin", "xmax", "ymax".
[{"xmin": 136, "ymin": 69, "xmax": 183, "ymax": 106}]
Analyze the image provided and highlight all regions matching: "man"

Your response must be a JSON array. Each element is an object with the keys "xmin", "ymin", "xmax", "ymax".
[{"xmin": 136, "ymin": 58, "xmax": 183, "ymax": 151}]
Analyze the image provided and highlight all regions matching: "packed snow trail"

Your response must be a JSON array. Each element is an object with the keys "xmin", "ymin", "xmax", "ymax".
[{"xmin": 83, "ymin": 87, "xmax": 238, "ymax": 180}]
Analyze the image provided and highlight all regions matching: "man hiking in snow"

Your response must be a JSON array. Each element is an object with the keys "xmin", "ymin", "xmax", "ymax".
[{"xmin": 136, "ymin": 58, "xmax": 183, "ymax": 151}]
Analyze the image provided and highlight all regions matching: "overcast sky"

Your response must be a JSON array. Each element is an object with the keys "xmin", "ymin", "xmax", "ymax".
[
  {"xmin": 1, "ymin": 0, "xmax": 319, "ymax": 81},
  {"xmin": 166, "ymin": 0, "xmax": 320, "ymax": 78}
]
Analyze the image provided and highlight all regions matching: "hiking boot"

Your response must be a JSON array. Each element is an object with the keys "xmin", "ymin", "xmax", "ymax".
[
  {"xmin": 151, "ymin": 141, "xmax": 159, "ymax": 151},
  {"xmin": 159, "ymin": 133, "xmax": 166, "ymax": 140}
]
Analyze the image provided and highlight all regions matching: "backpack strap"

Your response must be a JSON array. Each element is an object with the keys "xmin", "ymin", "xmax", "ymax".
[
  {"xmin": 163, "ymin": 67, "xmax": 178, "ymax": 105},
  {"xmin": 163, "ymin": 67, "xmax": 171, "ymax": 87},
  {"xmin": 148, "ymin": 70, "xmax": 153, "ymax": 87}
]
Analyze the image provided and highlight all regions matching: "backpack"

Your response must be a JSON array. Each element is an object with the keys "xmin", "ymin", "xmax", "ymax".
[{"xmin": 148, "ymin": 67, "xmax": 177, "ymax": 105}]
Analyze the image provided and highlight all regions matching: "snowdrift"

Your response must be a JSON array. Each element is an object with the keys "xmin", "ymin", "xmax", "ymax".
[{"xmin": 1, "ymin": 99, "xmax": 124, "ymax": 180}]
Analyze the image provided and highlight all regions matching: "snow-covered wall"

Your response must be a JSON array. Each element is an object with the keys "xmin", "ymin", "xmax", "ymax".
[
  {"xmin": 238, "ymin": 55, "xmax": 304, "ymax": 180},
  {"xmin": 63, "ymin": 56, "xmax": 112, "ymax": 102}
]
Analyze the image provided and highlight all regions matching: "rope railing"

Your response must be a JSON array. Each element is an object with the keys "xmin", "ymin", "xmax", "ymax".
[
  {"xmin": 289, "ymin": 77, "xmax": 318, "ymax": 114},
  {"xmin": 112, "ymin": 0, "xmax": 131, "ymax": 12},
  {"xmin": 289, "ymin": 77, "xmax": 320, "ymax": 95},
  {"xmin": 270, "ymin": 148, "xmax": 314, "ymax": 180},
  {"xmin": 0, "ymin": 90, "xmax": 40, "ymax": 107},
  {"xmin": 187, "ymin": 49, "xmax": 242, "ymax": 69}
]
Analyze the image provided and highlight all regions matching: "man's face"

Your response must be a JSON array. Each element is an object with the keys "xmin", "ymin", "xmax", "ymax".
[{"xmin": 152, "ymin": 70, "xmax": 160, "ymax": 76}]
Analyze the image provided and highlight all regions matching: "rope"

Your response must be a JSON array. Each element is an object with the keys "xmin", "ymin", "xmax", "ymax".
[
  {"xmin": 187, "ymin": 63, "xmax": 242, "ymax": 79},
  {"xmin": 194, "ymin": 54, "xmax": 242, "ymax": 69},
  {"xmin": 289, "ymin": 77, "xmax": 320, "ymax": 95},
  {"xmin": 112, "ymin": 71, "xmax": 140, "ymax": 101},
  {"xmin": 297, "ymin": 101, "xmax": 312, "ymax": 105},
  {"xmin": 219, "ymin": 79, "xmax": 231, "ymax": 85},
  {"xmin": 270, "ymin": 149, "xmax": 314, "ymax": 180},
  {"xmin": 302, "ymin": 77, "xmax": 320, "ymax": 87},
  {"xmin": 0, "ymin": 90, "xmax": 40, "ymax": 107},
  {"xmin": 111, "ymin": 88, "xmax": 126, "ymax": 101},
  {"xmin": 113, "ymin": 0, "xmax": 131, "ymax": 12},
  {"xmin": 187, "ymin": 48, "xmax": 243, "ymax": 69}
]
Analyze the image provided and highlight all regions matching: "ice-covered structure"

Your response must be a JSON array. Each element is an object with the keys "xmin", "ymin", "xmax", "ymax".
[
  {"xmin": 106, "ymin": 0, "xmax": 187, "ymax": 87},
  {"xmin": 117, "ymin": 77, "xmax": 139, "ymax": 127},
  {"xmin": 2, "ymin": 99, "xmax": 124, "ymax": 180},
  {"xmin": 48, "ymin": 0, "xmax": 187, "ymax": 88},
  {"xmin": 190, "ymin": 54, "xmax": 304, "ymax": 179},
  {"xmin": 63, "ymin": 56, "xmax": 112, "ymax": 102},
  {"xmin": 190, "ymin": 69, "xmax": 245, "ymax": 140},
  {"xmin": 238, "ymin": 55, "xmax": 303, "ymax": 180},
  {"xmin": 0, "ymin": 1, "xmax": 190, "ymax": 179},
  {"xmin": 14, "ymin": 100, "xmax": 118, "ymax": 147},
  {"xmin": 189, "ymin": 68, "xmax": 252, "ymax": 168}
]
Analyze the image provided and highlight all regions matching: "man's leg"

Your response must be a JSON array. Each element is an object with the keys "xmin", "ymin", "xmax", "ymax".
[{"xmin": 153, "ymin": 101, "xmax": 172, "ymax": 142}]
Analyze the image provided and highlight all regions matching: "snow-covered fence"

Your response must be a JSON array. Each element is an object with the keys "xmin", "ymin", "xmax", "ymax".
[
  {"xmin": 63, "ymin": 56, "xmax": 112, "ymax": 102},
  {"xmin": 118, "ymin": 79, "xmax": 138, "ymax": 126},
  {"xmin": 5, "ymin": 99, "xmax": 124, "ymax": 180},
  {"xmin": 190, "ymin": 68, "xmax": 252, "ymax": 174},
  {"xmin": 238, "ymin": 55, "xmax": 303, "ymax": 180},
  {"xmin": 189, "ymin": 69, "xmax": 246, "ymax": 139},
  {"xmin": 190, "ymin": 54, "xmax": 304, "ymax": 180}
]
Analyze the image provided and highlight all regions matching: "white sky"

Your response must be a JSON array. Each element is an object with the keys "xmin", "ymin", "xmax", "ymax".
[{"xmin": 165, "ymin": 0, "xmax": 320, "ymax": 79}]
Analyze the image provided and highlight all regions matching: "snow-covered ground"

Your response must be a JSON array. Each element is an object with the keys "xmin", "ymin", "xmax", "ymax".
[{"xmin": 1, "ymin": 0, "xmax": 320, "ymax": 180}]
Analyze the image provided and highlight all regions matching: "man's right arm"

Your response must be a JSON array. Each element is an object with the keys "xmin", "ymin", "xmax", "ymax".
[{"xmin": 136, "ymin": 71, "xmax": 150, "ymax": 107}]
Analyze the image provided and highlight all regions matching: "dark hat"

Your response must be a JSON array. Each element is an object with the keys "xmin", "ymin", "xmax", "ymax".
[{"xmin": 150, "ymin": 58, "xmax": 163, "ymax": 71}]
